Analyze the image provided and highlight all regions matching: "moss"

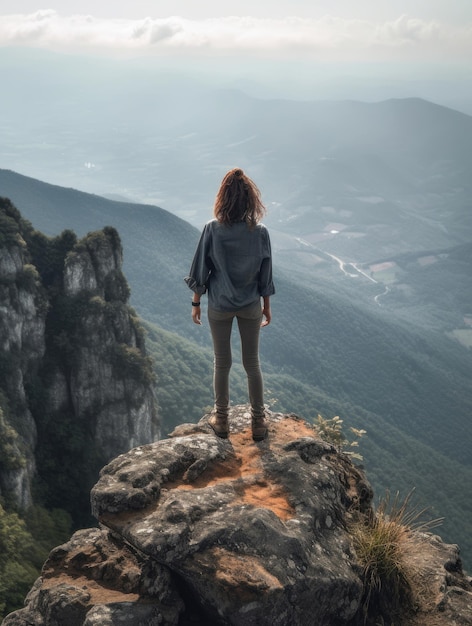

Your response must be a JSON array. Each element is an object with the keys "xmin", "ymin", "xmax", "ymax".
[
  {"xmin": 89, "ymin": 294, "xmax": 107, "ymax": 311},
  {"xmin": 112, "ymin": 344, "xmax": 155, "ymax": 386},
  {"xmin": 16, "ymin": 263, "xmax": 40, "ymax": 291}
]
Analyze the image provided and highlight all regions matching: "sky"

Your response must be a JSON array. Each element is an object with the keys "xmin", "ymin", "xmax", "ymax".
[
  {"xmin": 0, "ymin": 0, "xmax": 471, "ymax": 22},
  {"xmin": 0, "ymin": 1, "xmax": 471, "ymax": 66},
  {"xmin": 0, "ymin": 1, "xmax": 471, "ymax": 112}
]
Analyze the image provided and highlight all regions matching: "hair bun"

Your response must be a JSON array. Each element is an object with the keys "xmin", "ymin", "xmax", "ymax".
[{"xmin": 233, "ymin": 168, "xmax": 244, "ymax": 178}]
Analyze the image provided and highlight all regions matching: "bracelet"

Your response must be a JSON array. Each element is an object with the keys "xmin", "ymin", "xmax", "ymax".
[{"xmin": 192, "ymin": 302, "xmax": 201, "ymax": 307}]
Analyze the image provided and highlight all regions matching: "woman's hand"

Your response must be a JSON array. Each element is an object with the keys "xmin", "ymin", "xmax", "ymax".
[
  {"xmin": 261, "ymin": 297, "xmax": 271, "ymax": 327},
  {"xmin": 192, "ymin": 304, "xmax": 202, "ymax": 325}
]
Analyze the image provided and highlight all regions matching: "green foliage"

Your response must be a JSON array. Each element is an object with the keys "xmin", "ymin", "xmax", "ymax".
[
  {"xmin": 102, "ymin": 225, "xmax": 122, "ymax": 254},
  {"xmin": 112, "ymin": 344, "xmax": 155, "ymax": 387},
  {"xmin": 72, "ymin": 229, "xmax": 105, "ymax": 254},
  {"xmin": 27, "ymin": 228, "xmax": 77, "ymax": 290},
  {"xmin": 72, "ymin": 227, "xmax": 122, "ymax": 282},
  {"xmin": 0, "ymin": 199, "xmax": 20, "ymax": 246},
  {"xmin": 0, "ymin": 407, "xmax": 26, "ymax": 471},
  {"xmin": 32, "ymin": 403, "xmax": 101, "ymax": 526},
  {"xmin": 315, "ymin": 414, "xmax": 366, "ymax": 460},
  {"xmin": 0, "ymin": 504, "xmax": 35, "ymax": 618},
  {"xmin": 25, "ymin": 506, "xmax": 72, "ymax": 557},
  {"xmin": 0, "ymin": 197, "xmax": 33, "ymax": 247},
  {"xmin": 0, "ymin": 504, "xmax": 72, "ymax": 619},
  {"xmin": 15, "ymin": 263, "xmax": 41, "ymax": 291}
]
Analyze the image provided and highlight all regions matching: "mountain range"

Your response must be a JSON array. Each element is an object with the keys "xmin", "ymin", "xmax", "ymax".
[{"xmin": 1, "ymin": 49, "xmax": 471, "ymax": 248}]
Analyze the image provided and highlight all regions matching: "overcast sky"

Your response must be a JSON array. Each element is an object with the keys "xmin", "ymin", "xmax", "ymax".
[
  {"xmin": 1, "ymin": 1, "xmax": 471, "ymax": 66},
  {"xmin": 1, "ymin": 1, "xmax": 472, "ymax": 21}
]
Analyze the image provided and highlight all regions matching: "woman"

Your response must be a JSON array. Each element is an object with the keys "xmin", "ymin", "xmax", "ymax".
[{"xmin": 185, "ymin": 168, "xmax": 275, "ymax": 441}]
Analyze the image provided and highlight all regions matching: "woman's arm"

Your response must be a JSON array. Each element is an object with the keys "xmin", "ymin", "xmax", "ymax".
[
  {"xmin": 261, "ymin": 295, "xmax": 271, "ymax": 327},
  {"xmin": 191, "ymin": 292, "xmax": 202, "ymax": 325},
  {"xmin": 185, "ymin": 223, "xmax": 213, "ymax": 326}
]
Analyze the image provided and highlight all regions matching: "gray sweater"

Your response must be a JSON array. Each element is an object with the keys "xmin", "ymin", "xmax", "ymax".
[{"xmin": 185, "ymin": 219, "xmax": 275, "ymax": 312}]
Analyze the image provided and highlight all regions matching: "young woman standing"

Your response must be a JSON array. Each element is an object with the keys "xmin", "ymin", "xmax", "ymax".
[{"xmin": 185, "ymin": 168, "xmax": 275, "ymax": 441}]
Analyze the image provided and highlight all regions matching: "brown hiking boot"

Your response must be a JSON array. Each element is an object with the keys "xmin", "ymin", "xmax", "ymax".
[
  {"xmin": 208, "ymin": 414, "xmax": 229, "ymax": 439},
  {"xmin": 251, "ymin": 414, "xmax": 268, "ymax": 442}
]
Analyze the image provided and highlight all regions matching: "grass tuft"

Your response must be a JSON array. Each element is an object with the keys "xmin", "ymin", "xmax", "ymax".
[{"xmin": 351, "ymin": 490, "xmax": 442, "ymax": 624}]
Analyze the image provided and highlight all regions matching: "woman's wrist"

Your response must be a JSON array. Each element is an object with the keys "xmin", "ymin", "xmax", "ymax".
[{"xmin": 192, "ymin": 301, "xmax": 201, "ymax": 307}]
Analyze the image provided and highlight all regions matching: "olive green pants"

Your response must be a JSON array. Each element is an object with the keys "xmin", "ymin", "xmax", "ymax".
[{"xmin": 208, "ymin": 301, "xmax": 265, "ymax": 419}]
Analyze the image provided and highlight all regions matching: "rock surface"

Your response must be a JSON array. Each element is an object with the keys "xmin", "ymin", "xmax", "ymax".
[{"xmin": 5, "ymin": 406, "xmax": 471, "ymax": 625}]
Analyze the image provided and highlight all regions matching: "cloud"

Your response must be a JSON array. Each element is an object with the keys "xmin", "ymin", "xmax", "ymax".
[{"xmin": 0, "ymin": 10, "xmax": 470, "ymax": 60}]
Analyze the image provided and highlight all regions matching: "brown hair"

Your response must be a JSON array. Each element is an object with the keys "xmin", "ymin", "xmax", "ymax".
[{"xmin": 213, "ymin": 168, "xmax": 266, "ymax": 227}]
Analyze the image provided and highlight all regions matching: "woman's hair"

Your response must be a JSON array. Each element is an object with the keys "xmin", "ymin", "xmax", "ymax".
[{"xmin": 214, "ymin": 168, "xmax": 266, "ymax": 226}]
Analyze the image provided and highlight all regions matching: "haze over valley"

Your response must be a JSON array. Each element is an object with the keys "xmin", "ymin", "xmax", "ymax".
[{"xmin": 1, "ymin": 47, "xmax": 471, "ymax": 338}]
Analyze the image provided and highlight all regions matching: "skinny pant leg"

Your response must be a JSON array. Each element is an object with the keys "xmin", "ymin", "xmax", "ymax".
[
  {"xmin": 208, "ymin": 309, "xmax": 234, "ymax": 418},
  {"xmin": 236, "ymin": 304, "xmax": 265, "ymax": 418}
]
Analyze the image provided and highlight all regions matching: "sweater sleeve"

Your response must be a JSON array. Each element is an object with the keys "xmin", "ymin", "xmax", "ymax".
[
  {"xmin": 259, "ymin": 227, "xmax": 275, "ymax": 297},
  {"xmin": 184, "ymin": 223, "xmax": 213, "ymax": 295}
]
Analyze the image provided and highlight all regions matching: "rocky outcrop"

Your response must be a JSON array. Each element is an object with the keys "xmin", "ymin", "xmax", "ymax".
[
  {"xmin": 51, "ymin": 227, "xmax": 159, "ymax": 460},
  {"xmin": 0, "ymin": 198, "xmax": 159, "ymax": 513},
  {"xmin": 5, "ymin": 407, "xmax": 471, "ymax": 625}
]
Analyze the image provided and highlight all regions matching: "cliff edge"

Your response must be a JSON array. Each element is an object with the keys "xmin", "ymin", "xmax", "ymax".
[{"xmin": 4, "ymin": 407, "xmax": 471, "ymax": 625}]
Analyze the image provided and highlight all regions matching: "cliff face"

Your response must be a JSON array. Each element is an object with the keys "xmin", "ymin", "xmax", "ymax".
[
  {"xmin": 48, "ymin": 227, "xmax": 158, "ymax": 461},
  {"xmin": 0, "ymin": 198, "xmax": 159, "ymax": 514},
  {"xmin": 4, "ymin": 407, "xmax": 472, "ymax": 626},
  {"xmin": 0, "ymin": 203, "xmax": 46, "ymax": 508}
]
